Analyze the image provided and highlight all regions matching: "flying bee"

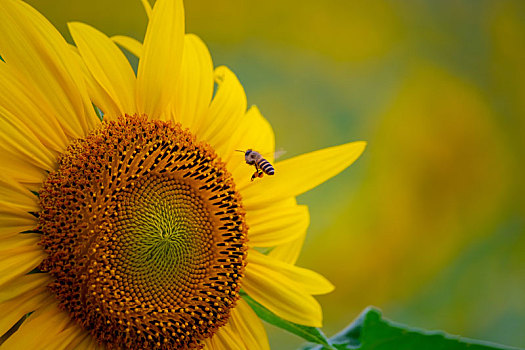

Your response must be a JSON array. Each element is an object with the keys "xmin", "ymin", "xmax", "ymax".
[{"xmin": 236, "ymin": 149, "xmax": 275, "ymax": 181}]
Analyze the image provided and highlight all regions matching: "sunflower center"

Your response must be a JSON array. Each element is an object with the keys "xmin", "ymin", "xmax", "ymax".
[{"xmin": 38, "ymin": 115, "xmax": 247, "ymax": 349}]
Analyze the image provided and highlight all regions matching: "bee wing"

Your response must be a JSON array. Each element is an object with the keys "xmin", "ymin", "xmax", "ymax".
[
  {"xmin": 273, "ymin": 148, "xmax": 287, "ymax": 161},
  {"xmin": 259, "ymin": 148, "xmax": 286, "ymax": 163},
  {"xmin": 257, "ymin": 149, "xmax": 285, "ymax": 162}
]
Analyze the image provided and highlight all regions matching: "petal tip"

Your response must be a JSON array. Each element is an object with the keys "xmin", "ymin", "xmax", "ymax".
[{"xmin": 354, "ymin": 140, "xmax": 367, "ymax": 152}]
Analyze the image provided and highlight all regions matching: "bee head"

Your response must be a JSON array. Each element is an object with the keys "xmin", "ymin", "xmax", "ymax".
[{"xmin": 244, "ymin": 149, "xmax": 257, "ymax": 164}]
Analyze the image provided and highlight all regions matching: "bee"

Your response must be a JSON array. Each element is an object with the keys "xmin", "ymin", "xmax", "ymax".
[{"xmin": 236, "ymin": 149, "xmax": 275, "ymax": 181}]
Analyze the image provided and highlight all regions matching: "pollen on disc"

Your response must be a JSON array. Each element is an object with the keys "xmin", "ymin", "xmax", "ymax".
[{"xmin": 38, "ymin": 115, "xmax": 248, "ymax": 350}]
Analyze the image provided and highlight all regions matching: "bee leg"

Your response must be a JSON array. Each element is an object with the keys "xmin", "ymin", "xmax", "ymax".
[
  {"xmin": 251, "ymin": 164, "xmax": 261, "ymax": 181},
  {"xmin": 251, "ymin": 170, "xmax": 264, "ymax": 181}
]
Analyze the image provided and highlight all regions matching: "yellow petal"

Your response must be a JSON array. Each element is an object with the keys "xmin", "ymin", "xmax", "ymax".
[
  {"xmin": 242, "ymin": 141, "xmax": 366, "ymax": 210},
  {"xmin": 0, "ymin": 205, "xmax": 37, "ymax": 238},
  {"xmin": 0, "ymin": 273, "xmax": 50, "ymax": 304},
  {"xmin": 141, "ymin": 0, "xmax": 152, "ymax": 18},
  {"xmin": 0, "ymin": 150, "xmax": 46, "ymax": 191},
  {"xmin": 257, "ymin": 199, "xmax": 305, "ymax": 265},
  {"xmin": 268, "ymin": 230, "xmax": 306, "ymax": 265},
  {"xmin": 247, "ymin": 205, "xmax": 309, "ymax": 247},
  {"xmin": 172, "ymin": 34, "xmax": 214, "ymax": 132},
  {"xmin": 227, "ymin": 299, "xmax": 270, "ymax": 350},
  {"xmin": 0, "ymin": 105, "xmax": 57, "ymax": 172},
  {"xmin": 72, "ymin": 332, "xmax": 106, "ymax": 350},
  {"xmin": 81, "ymin": 335, "xmax": 105, "ymax": 350},
  {"xmin": 227, "ymin": 106, "xmax": 276, "ymax": 189},
  {"xmin": 1, "ymin": 299, "xmax": 73, "ymax": 349},
  {"xmin": 203, "ymin": 298, "xmax": 270, "ymax": 350},
  {"xmin": 0, "ymin": 174, "xmax": 39, "ymax": 213},
  {"xmin": 44, "ymin": 324, "xmax": 86, "ymax": 350},
  {"xmin": 252, "ymin": 250, "xmax": 333, "ymax": 295},
  {"xmin": 0, "ymin": 236, "xmax": 43, "ymax": 288},
  {"xmin": 67, "ymin": 333, "xmax": 95, "ymax": 350},
  {"xmin": 203, "ymin": 325, "xmax": 244, "ymax": 350},
  {"xmin": 0, "ymin": 233, "xmax": 39, "ymax": 251},
  {"xmin": 0, "ymin": 0, "xmax": 98, "ymax": 137},
  {"xmin": 0, "ymin": 175, "xmax": 39, "ymax": 237},
  {"xmin": 136, "ymin": 0, "xmax": 184, "ymax": 117},
  {"xmin": 70, "ymin": 46, "xmax": 122, "ymax": 120},
  {"xmin": 0, "ymin": 281, "xmax": 51, "ymax": 337},
  {"xmin": 0, "ymin": 62, "xmax": 69, "ymax": 153},
  {"xmin": 247, "ymin": 197, "xmax": 302, "ymax": 255},
  {"xmin": 196, "ymin": 66, "xmax": 247, "ymax": 154},
  {"xmin": 69, "ymin": 22, "xmax": 137, "ymax": 116},
  {"xmin": 243, "ymin": 250, "xmax": 324, "ymax": 327},
  {"xmin": 112, "ymin": 35, "xmax": 143, "ymax": 58}
]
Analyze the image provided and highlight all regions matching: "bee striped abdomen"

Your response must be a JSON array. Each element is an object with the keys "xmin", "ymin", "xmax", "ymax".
[{"xmin": 257, "ymin": 158, "xmax": 275, "ymax": 175}]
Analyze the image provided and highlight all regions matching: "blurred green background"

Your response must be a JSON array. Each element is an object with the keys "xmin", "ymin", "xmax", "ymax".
[{"xmin": 26, "ymin": 0, "xmax": 525, "ymax": 348}]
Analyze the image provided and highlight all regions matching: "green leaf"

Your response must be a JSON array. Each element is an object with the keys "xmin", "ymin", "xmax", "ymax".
[
  {"xmin": 303, "ymin": 307, "xmax": 522, "ymax": 350},
  {"xmin": 93, "ymin": 103, "xmax": 103, "ymax": 121},
  {"xmin": 241, "ymin": 292, "xmax": 334, "ymax": 349}
]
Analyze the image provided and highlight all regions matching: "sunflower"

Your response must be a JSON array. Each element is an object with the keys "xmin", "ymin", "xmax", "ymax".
[{"xmin": 0, "ymin": 0, "xmax": 365, "ymax": 349}]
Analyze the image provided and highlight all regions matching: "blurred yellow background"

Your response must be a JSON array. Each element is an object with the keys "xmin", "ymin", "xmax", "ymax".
[{"xmin": 26, "ymin": 0, "xmax": 525, "ymax": 348}]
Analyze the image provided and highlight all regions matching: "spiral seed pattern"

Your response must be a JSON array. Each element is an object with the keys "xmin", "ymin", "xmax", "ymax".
[{"xmin": 38, "ymin": 115, "xmax": 247, "ymax": 349}]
